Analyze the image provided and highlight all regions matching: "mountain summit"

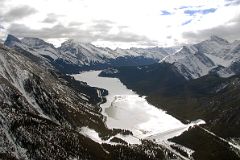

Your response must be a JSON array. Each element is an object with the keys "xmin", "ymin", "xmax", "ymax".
[{"xmin": 164, "ymin": 35, "xmax": 240, "ymax": 79}]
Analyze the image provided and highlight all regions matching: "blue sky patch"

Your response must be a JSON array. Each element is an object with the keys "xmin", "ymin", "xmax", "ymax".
[
  {"xmin": 160, "ymin": 10, "xmax": 172, "ymax": 15},
  {"xmin": 179, "ymin": 6, "xmax": 190, "ymax": 9},
  {"xmin": 184, "ymin": 8, "xmax": 217, "ymax": 16},
  {"xmin": 182, "ymin": 19, "xmax": 192, "ymax": 25}
]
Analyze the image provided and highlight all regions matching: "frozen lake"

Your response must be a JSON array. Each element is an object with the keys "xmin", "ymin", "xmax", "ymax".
[{"xmin": 73, "ymin": 71, "xmax": 204, "ymax": 141}]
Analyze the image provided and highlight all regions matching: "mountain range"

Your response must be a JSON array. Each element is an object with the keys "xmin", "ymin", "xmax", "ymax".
[
  {"xmin": 4, "ymin": 34, "xmax": 178, "ymax": 73},
  {"xmin": 4, "ymin": 34, "xmax": 240, "ymax": 80}
]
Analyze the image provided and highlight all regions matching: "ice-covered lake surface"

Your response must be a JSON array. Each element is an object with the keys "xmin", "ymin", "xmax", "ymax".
[{"xmin": 73, "ymin": 71, "xmax": 205, "ymax": 141}]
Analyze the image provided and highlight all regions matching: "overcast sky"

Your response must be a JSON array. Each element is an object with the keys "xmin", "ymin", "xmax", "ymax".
[{"xmin": 0, "ymin": 0, "xmax": 240, "ymax": 48}]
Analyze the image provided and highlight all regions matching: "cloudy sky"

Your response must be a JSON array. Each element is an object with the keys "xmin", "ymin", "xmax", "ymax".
[{"xmin": 0, "ymin": 0, "xmax": 240, "ymax": 48}]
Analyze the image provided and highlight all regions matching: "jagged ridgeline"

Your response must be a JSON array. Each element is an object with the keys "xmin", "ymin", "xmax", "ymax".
[
  {"xmin": 0, "ymin": 43, "xmax": 184, "ymax": 159},
  {"xmin": 4, "ymin": 35, "xmax": 178, "ymax": 74},
  {"xmin": 4, "ymin": 34, "xmax": 240, "ymax": 80}
]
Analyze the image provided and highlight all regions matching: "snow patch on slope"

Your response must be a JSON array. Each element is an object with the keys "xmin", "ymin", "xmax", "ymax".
[
  {"xmin": 79, "ymin": 126, "xmax": 141, "ymax": 145},
  {"xmin": 0, "ymin": 50, "xmax": 50, "ymax": 119},
  {"xmin": 204, "ymin": 53, "xmax": 232, "ymax": 67}
]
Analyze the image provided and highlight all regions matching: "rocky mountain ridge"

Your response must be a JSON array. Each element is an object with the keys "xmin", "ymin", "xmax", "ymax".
[
  {"xmin": 5, "ymin": 34, "xmax": 240, "ymax": 80},
  {"xmin": 164, "ymin": 35, "xmax": 240, "ymax": 79},
  {"xmin": 4, "ymin": 35, "xmax": 177, "ymax": 74}
]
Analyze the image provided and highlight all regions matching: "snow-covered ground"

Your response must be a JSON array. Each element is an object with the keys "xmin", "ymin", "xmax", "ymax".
[
  {"xmin": 73, "ymin": 71, "xmax": 205, "ymax": 144},
  {"xmin": 79, "ymin": 126, "xmax": 141, "ymax": 145}
]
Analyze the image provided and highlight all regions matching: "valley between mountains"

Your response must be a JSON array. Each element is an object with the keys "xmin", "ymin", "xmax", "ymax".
[{"xmin": 1, "ymin": 34, "xmax": 240, "ymax": 160}]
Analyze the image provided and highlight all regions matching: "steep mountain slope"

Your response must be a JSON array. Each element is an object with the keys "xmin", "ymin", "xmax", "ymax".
[
  {"xmin": 164, "ymin": 36, "xmax": 240, "ymax": 79},
  {"xmin": 164, "ymin": 46, "xmax": 216, "ymax": 79},
  {"xmin": 0, "ymin": 42, "xmax": 112, "ymax": 159},
  {"xmin": 21, "ymin": 37, "xmax": 61, "ymax": 60}
]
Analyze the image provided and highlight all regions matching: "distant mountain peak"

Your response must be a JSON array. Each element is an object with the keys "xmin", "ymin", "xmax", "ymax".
[
  {"xmin": 21, "ymin": 37, "xmax": 54, "ymax": 48},
  {"xmin": 114, "ymin": 47, "xmax": 123, "ymax": 51},
  {"xmin": 209, "ymin": 35, "xmax": 229, "ymax": 44},
  {"xmin": 61, "ymin": 39, "xmax": 92, "ymax": 46},
  {"xmin": 4, "ymin": 34, "xmax": 22, "ymax": 47},
  {"xmin": 181, "ymin": 45, "xmax": 193, "ymax": 53},
  {"xmin": 63, "ymin": 39, "xmax": 75, "ymax": 44}
]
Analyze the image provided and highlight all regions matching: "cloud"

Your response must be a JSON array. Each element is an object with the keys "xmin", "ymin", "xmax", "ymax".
[
  {"xmin": 8, "ymin": 23, "xmax": 86, "ymax": 39},
  {"xmin": 1, "ymin": 5, "xmax": 37, "ymax": 22},
  {"xmin": 182, "ymin": 14, "xmax": 240, "ymax": 42},
  {"xmin": 184, "ymin": 8, "xmax": 217, "ymax": 16},
  {"xmin": 89, "ymin": 20, "xmax": 115, "ymax": 33},
  {"xmin": 1, "ymin": 0, "xmax": 236, "ymax": 48},
  {"xmin": 92, "ymin": 19, "xmax": 115, "ymax": 25},
  {"xmin": 0, "ymin": 24, "xmax": 4, "ymax": 29},
  {"xmin": 0, "ymin": 0, "xmax": 6, "ymax": 5},
  {"xmin": 42, "ymin": 13, "xmax": 62, "ymax": 23},
  {"xmin": 96, "ymin": 31, "xmax": 153, "ymax": 43},
  {"xmin": 68, "ymin": 22, "xmax": 83, "ymax": 27},
  {"xmin": 90, "ymin": 23, "xmax": 112, "ymax": 33},
  {"xmin": 7, "ymin": 23, "xmax": 155, "ymax": 45},
  {"xmin": 179, "ymin": 6, "xmax": 192, "ymax": 9}
]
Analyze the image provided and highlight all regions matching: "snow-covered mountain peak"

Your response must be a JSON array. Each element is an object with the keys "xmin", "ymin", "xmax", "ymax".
[
  {"xmin": 59, "ymin": 39, "xmax": 116, "ymax": 64},
  {"xmin": 21, "ymin": 37, "xmax": 54, "ymax": 48},
  {"xmin": 114, "ymin": 47, "xmax": 122, "ymax": 51},
  {"xmin": 4, "ymin": 34, "xmax": 22, "ymax": 47},
  {"xmin": 4, "ymin": 34, "xmax": 43, "ymax": 58},
  {"xmin": 60, "ymin": 39, "xmax": 76, "ymax": 46},
  {"xmin": 181, "ymin": 45, "xmax": 196, "ymax": 54},
  {"xmin": 60, "ymin": 39, "xmax": 93, "ymax": 48},
  {"xmin": 162, "ymin": 36, "xmax": 240, "ymax": 79},
  {"xmin": 20, "ymin": 37, "xmax": 62, "ymax": 60},
  {"xmin": 4, "ymin": 35, "xmax": 63, "ymax": 61},
  {"xmin": 209, "ymin": 35, "xmax": 229, "ymax": 44}
]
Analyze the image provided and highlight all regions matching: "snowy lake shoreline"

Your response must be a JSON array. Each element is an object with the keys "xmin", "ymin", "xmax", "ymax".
[{"xmin": 73, "ymin": 70, "xmax": 205, "ymax": 143}]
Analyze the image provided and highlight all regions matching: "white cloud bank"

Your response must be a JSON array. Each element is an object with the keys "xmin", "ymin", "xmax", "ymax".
[{"xmin": 0, "ymin": 0, "xmax": 240, "ymax": 48}]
